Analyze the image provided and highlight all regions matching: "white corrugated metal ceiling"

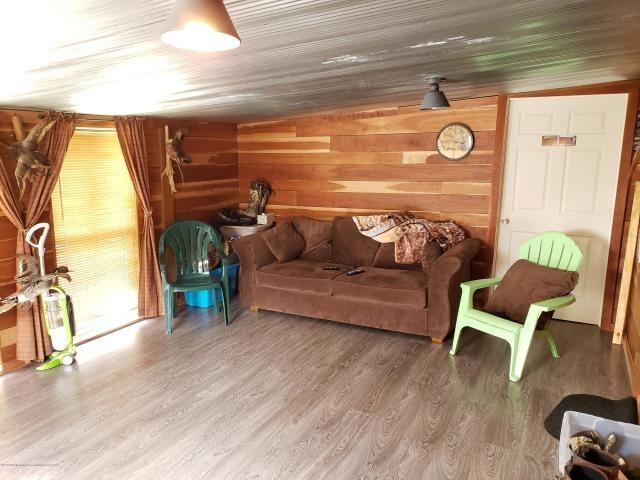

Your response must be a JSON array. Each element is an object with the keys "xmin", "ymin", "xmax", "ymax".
[{"xmin": 1, "ymin": 0, "xmax": 639, "ymax": 121}]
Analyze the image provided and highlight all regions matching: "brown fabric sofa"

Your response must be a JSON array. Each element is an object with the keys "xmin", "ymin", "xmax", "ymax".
[{"xmin": 233, "ymin": 216, "xmax": 482, "ymax": 341}]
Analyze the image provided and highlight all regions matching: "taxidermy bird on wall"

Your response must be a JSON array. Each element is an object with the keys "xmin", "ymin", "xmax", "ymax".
[
  {"xmin": 0, "ymin": 255, "xmax": 71, "ymax": 315},
  {"xmin": 163, "ymin": 127, "xmax": 191, "ymax": 193},
  {"xmin": 166, "ymin": 128, "xmax": 191, "ymax": 166},
  {"xmin": 6, "ymin": 119, "xmax": 56, "ymax": 198}
]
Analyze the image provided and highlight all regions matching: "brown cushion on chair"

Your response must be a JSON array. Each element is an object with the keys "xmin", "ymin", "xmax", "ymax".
[
  {"xmin": 331, "ymin": 216, "xmax": 380, "ymax": 267},
  {"xmin": 261, "ymin": 221, "xmax": 305, "ymax": 263},
  {"xmin": 292, "ymin": 217, "xmax": 332, "ymax": 262},
  {"xmin": 257, "ymin": 260, "xmax": 353, "ymax": 295},
  {"xmin": 332, "ymin": 267, "xmax": 428, "ymax": 308},
  {"xmin": 484, "ymin": 259, "xmax": 579, "ymax": 328},
  {"xmin": 373, "ymin": 242, "xmax": 422, "ymax": 271}
]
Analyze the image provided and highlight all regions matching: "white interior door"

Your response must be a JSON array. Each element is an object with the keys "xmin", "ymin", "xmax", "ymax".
[{"xmin": 495, "ymin": 94, "xmax": 628, "ymax": 325}]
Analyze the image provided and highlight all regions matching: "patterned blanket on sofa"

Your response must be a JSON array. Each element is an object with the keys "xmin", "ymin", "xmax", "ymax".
[{"xmin": 352, "ymin": 212, "xmax": 466, "ymax": 264}]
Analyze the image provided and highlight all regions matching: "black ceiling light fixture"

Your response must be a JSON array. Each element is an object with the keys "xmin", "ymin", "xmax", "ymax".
[
  {"xmin": 420, "ymin": 78, "xmax": 450, "ymax": 110},
  {"xmin": 161, "ymin": 0, "xmax": 241, "ymax": 52}
]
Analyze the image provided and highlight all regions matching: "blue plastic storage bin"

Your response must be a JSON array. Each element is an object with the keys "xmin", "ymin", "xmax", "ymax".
[{"xmin": 184, "ymin": 263, "xmax": 239, "ymax": 308}]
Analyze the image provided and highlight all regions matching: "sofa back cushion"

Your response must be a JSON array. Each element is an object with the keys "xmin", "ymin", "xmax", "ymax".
[
  {"xmin": 261, "ymin": 221, "xmax": 305, "ymax": 263},
  {"xmin": 292, "ymin": 216, "xmax": 332, "ymax": 262},
  {"xmin": 373, "ymin": 240, "xmax": 443, "ymax": 275},
  {"xmin": 372, "ymin": 242, "xmax": 421, "ymax": 271},
  {"xmin": 331, "ymin": 216, "xmax": 380, "ymax": 266}
]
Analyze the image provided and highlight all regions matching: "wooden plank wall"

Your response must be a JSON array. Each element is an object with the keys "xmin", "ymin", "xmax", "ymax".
[
  {"xmin": 0, "ymin": 110, "xmax": 237, "ymax": 373},
  {"xmin": 612, "ymin": 105, "xmax": 640, "ymax": 331},
  {"xmin": 622, "ymin": 108, "xmax": 640, "ymax": 394},
  {"xmin": 144, "ymin": 118, "xmax": 238, "ymax": 237},
  {"xmin": 624, "ymin": 222, "xmax": 640, "ymax": 397},
  {"xmin": 238, "ymin": 97, "xmax": 502, "ymax": 279}
]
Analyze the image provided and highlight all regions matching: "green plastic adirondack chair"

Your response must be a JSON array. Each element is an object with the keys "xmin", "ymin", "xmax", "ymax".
[
  {"xmin": 449, "ymin": 232, "xmax": 583, "ymax": 382},
  {"xmin": 158, "ymin": 220, "xmax": 230, "ymax": 334}
]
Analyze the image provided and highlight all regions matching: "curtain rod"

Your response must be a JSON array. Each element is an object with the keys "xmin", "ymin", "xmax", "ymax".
[
  {"xmin": 75, "ymin": 125, "xmax": 115, "ymax": 132},
  {"xmin": 76, "ymin": 117, "xmax": 115, "ymax": 122},
  {"xmin": 0, "ymin": 107, "xmax": 114, "ymax": 121}
]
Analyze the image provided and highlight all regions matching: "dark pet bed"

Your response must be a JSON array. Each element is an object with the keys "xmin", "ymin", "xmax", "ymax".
[{"xmin": 545, "ymin": 394, "xmax": 637, "ymax": 439}]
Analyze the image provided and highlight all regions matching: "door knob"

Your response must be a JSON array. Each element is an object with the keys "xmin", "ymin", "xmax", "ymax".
[{"xmin": 500, "ymin": 218, "xmax": 510, "ymax": 224}]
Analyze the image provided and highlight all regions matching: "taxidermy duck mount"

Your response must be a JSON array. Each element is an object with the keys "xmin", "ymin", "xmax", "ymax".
[
  {"xmin": 163, "ymin": 126, "xmax": 191, "ymax": 193},
  {"xmin": 5, "ymin": 116, "xmax": 56, "ymax": 198}
]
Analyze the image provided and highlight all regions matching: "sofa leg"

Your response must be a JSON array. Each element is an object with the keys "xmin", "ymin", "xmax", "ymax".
[
  {"xmin": 249, "ymin": 306, "xmax": 259, "ymax": 312},
  {"xmin": 431, "ymin": 336, "xmax": 445, "ymax": 344}
]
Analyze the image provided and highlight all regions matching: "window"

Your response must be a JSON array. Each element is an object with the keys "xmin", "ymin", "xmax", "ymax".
[{"xmin": 51, "ymin": 127, "xmax": 140, "ymax": 341}]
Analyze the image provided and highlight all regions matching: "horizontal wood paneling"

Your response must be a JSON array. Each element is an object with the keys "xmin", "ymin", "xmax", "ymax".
[
  {"xmin": 330, "ymin": 131, "xmax": 495, "ymax": 152},
  {"xmin": 620, "ymin": 95, "xmax": 640, "ymax": 390},
  {"xmin": 294, "ymin": 191, "xmax": 490, "ymax": 213},
  {"xmin": 144, "ymin": 119, "xmax": 239, "ymax": 230},
  {"xmin": 248, "ymin": 180, "xmax": 491, "ymax": 196},
  {"xmin": 238, "ymin": 137, "xmax": 330, "ymax": 153},
  {"xmin": 240, "ymin": 164, "xmax": 493, "ymax": 182},
  {"xmin": 239, "ymin": 152, "xmax": 403, "ymax": 165},
  {"xmin": 608, "ymin": 91, "xmax": 640, "ymax": 331},
  {"xmin": 624, "ymin": 255, "xmax": 640, "ymax": 395},
  {"xmin": 295, "ymin": 106, "xmax": 498, "ymax": 136},
  {"xmin": 238, "ymin": 97, "xmax": 500, "ymax": 278}
]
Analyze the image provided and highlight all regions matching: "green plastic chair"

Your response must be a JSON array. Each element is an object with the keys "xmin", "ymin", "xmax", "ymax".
[
  {"xmin": 449, "ymin": 232, "xmax": 583, "ymax": 382},
  {"xmin": 158, "ymin": 220, "xmax": 230, "ymax": 334}
]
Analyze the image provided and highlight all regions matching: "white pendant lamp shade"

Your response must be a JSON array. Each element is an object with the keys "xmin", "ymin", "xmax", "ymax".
[{"xmin": 161, "ymin": 0, "xmax": 241, "ymax": 52}]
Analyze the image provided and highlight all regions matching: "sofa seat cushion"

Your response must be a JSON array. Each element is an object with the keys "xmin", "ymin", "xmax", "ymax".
[
  {"xmin": 332, "ymin": 267, "xmax": 428, "ymax": 308},
  {"xmin": 257, "ymin": 260, "xmax": 353, "ymax": 295}
]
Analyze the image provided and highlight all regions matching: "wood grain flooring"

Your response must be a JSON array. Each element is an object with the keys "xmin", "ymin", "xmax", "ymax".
[{"xmin": 0, "ymin": 300, "xmax": 630, "ymax": 480}]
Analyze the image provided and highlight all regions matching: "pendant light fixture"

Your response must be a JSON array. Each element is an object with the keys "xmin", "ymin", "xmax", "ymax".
[
  {"xmin": 420, "ymin": 78, "xmax": 450, "ymax": 110},
  {"xmin": 161, "ymin": 0, "xmax": 241, "ymax": 52}
]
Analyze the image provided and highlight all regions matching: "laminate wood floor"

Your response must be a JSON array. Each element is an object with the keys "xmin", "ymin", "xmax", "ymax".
[{"xmin": 0, "ymin": 300, "xmax": 630, "ymax": 480}]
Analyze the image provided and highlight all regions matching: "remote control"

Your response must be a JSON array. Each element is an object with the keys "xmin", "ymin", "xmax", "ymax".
[
  {"xmin": 346, "ymin": 269, "xmax": 364, "ymax": 276},
  {"xmin": 323, "ymin": 266, "xmax": 340, "ymax": 270}
]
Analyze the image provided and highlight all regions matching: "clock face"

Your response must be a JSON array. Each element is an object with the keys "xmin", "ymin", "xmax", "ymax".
[{"xmin": 436, "ymin": 123, "xmax": 474, "ymax": 160}]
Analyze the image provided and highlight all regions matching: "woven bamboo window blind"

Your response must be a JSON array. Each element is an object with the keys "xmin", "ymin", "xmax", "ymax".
[{"xmin": 51, "ymin": 128, "xmax": 140, "ymax": 341}]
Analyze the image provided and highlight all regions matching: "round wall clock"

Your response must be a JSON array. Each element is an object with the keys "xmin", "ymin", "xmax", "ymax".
[{"xmin": 436, "ymin": 123, "xmax": 474, "ymax": 160}]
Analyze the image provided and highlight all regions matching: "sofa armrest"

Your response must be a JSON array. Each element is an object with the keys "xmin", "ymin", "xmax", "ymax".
[
  {"xmin": 427, "ymin": 238, "xmax": 483, "ymax": 340},
  {"xmin": 232, "ymin": 233, "xmax": 277, "ymax": 307}
]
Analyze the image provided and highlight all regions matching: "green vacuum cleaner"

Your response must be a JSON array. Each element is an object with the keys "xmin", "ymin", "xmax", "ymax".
[
  {"xmin": 37, "ymin": 285, "xmax": 76, "ymax": 370},
  {"xmin": 25, "ymin": 223, "xmax": 77, "ymax": 371}
]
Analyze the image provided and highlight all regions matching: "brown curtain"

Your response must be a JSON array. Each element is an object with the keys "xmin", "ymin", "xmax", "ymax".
[
  {"xmin": 0, "ymin": 112, "xmax": 77, "ymax": 362},
  {"xmin": 114, "ymin": 116, "xmax": 163, "ymax": 318}
]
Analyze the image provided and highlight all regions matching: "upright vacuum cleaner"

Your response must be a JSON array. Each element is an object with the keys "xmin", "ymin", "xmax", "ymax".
[{"xmin": 25, "ymin": 223, "xmax": 77, "ymax": 370}]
